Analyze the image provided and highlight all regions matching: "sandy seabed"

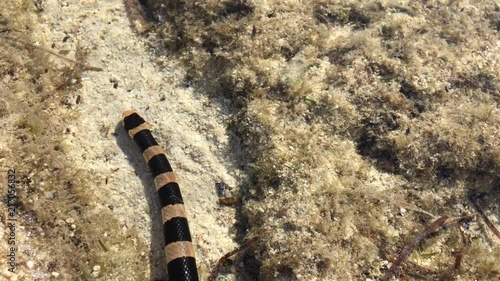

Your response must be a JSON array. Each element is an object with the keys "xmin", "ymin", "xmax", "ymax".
[{"xmin": 1, "ymin": 0, "xmax": 499, "ymax": 280}]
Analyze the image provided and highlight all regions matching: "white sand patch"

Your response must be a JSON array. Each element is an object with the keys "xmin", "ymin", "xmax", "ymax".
[{"xmin": 34, "ymin": 0, "xmax": 240, "ymax": 279}]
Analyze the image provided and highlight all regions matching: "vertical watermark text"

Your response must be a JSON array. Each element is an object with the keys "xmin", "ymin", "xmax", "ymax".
[{"xmin": 6, "ymin": 169, "xmax": 17, "ymax": 273}]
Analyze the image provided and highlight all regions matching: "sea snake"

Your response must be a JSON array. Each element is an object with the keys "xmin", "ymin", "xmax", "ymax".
[{"xmin": 122, "ymin": 110, "xmax": 200, "ymax": 281}]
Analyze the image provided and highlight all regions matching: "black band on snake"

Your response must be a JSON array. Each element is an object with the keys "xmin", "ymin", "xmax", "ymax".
[{"xmin": 122, "ymin": 110, "xmax": 200, "ymax": 281}]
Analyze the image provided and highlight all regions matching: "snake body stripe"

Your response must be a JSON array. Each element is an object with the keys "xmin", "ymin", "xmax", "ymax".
[{"xmin": 122, "ymin": 110, "xmax": 200, "ymax": 281}]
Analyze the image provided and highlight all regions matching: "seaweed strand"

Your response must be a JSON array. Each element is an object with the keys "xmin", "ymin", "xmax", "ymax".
[{"xmin": 381, "ymin": 216, "xmax": 448, "ymax": 281}]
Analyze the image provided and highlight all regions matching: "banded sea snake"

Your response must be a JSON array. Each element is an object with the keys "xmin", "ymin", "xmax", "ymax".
[{"xmin": 122, "ymin": 110, "xmax": 200, "ymax": 281}]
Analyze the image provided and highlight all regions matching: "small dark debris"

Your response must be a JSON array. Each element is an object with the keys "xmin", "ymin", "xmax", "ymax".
[
  {"xmin": 218, "ymin": 197, "xmax": 237, "ymax": 206},
  {"xmin": 215, "ymin": 182, "xmax": 227, "ymax": 197},
  {"xmin": 98, "ymin": 238, "xmax": 109, "ymax": 252},
  {"xmin": 109, "ymin": 77, "xmax": 119, "ymax": 89},
  {"xmin": 60, "ymin": 95, "xmax": 74, "ymax": 109},
  {"xmin": 280, "ymin": 46, "xmax": 299, "ymax": 61},
  {"xmin": 65, "ymin": 181, "xmax": 74, "ymax": 190},
  {"xmin": 47, "ymin": 260, "xmax": 58, "ymax": 272},
  {"xmin": 20, "ymin": 175, "xmax": 32, "ymax": 187}
]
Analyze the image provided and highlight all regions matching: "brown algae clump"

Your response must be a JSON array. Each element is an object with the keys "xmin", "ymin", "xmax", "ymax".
[{"xmin": 148, "ymin": 0, "xmax": 500, "ymax": 280}]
